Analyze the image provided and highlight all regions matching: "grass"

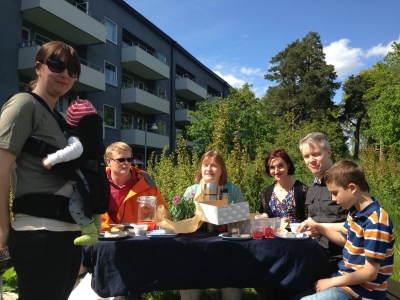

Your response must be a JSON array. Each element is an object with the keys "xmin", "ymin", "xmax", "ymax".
[{"xmin": 140, "ymin": 288, "xmax": 260, "ymax": 299}]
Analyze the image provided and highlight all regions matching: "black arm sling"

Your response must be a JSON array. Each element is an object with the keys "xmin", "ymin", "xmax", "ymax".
[{"xmin": 12, "ymin": 92, "xmax": 76, "ymax": 223}]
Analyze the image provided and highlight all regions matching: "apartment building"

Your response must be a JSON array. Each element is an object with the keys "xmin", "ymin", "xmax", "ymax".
[{"xmin": 0, "ymin": 0, "xmax": 230, "ymax": 165}]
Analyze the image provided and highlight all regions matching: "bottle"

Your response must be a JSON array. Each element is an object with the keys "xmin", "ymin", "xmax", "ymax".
[
  {"xmin": 219, "ymin": 187, "xmax": 229, "ymax": 201},
  {"xmin": 204, "ymin": 183, "xmax": 218, "ymax": 201}
]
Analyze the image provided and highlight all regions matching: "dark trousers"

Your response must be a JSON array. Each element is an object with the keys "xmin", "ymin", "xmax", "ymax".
[{"xmin": 8, "ymin": 228, "xmax": 82, "ymax": 300}]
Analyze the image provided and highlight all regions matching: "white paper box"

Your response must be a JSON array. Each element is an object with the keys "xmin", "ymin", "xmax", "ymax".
[{"xmin": 199, "ymin": 201, "xmax": 250, "ymax": 225}]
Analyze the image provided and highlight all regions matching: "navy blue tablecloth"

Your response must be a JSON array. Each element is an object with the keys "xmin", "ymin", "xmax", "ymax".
[{"xmin": 87, "ymin": 231, "xmax": 330, "ymax": 297}]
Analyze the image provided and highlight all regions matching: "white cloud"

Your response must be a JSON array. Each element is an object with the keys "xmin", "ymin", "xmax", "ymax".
[
  {"xmin": 365, "ymin": 38, "xmax": 400, "ymax": 58},
  {"xmin": 324, "ymin": 39, "xmax": 364, "ymax": 79},
  {"xmin": 324, "ymin": 37, "xmax": 400, "ymax": 79},
  {"xmin": 251, "ymin": 85, "xmax": 270, "ymax": 98},
  {"xmin": 214, "ymin": 70, "xmax": 246, "ymax": 88},
  {"xmin": 240, "ymin": 67, "xmax": 262, "ymax": 76}
]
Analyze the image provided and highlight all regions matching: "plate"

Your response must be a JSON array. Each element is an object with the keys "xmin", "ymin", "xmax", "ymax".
[
  {"xmin": 146, "ymin": 230, "xmax": 178, "ymax": 239},
  {"xmin": 274, "ymin": 232, "xmax": 309, "ymax": 240},
  {"xmin": 219, "ymin": 233, "xmax": 253, "ymax": 241},
  {"xmin": 99, "ymin": 231, "xmax": 130, "ymax": 241},
  {"xmin": 123, "ymin": 223, "xmax": 137, "ymax": 228}
]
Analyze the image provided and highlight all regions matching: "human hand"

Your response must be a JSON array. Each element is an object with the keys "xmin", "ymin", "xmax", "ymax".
[
  {"xmin": 42, "ymin": 157, "xmax": 52, "ymax": 169},
  {"xmin": 298, "ymin": 218, "xmax": 318, "ymax": 233},
  {"xmin": 314, "ymin": 278, "xmax": 334, "ymax": 292}
]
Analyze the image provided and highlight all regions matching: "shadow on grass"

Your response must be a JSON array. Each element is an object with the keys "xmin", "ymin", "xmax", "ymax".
[{"xmin": 140, "ymin": 288, "xmax": 260, "ymax": 299}]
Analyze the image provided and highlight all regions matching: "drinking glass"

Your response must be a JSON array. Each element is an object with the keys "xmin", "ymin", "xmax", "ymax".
[
  {"xmin": 252, "ymin": 225, "xmax": 263, "ymax": 240},
  {"xmin": 263, "ymin": 226, "xmax": 275, "ymax": 238}
]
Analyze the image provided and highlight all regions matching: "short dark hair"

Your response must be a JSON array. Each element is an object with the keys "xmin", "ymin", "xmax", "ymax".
[
  {"xmin": 264, "ymin": 148, "xmax": 295, "ymax": 177},
  {"xmin": 324, "ymin": 160, "xmax": 369, "ymax": 192}
]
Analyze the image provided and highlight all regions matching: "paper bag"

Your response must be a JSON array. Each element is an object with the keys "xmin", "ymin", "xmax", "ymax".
[{"xmin": 155, "ymin": 203, "xmax": 206, "ymax": 234}]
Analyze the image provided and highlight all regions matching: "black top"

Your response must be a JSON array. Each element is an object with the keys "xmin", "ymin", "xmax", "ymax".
[{"xmin": 305, "ymin": 177, "xmax": 348, "ymax": 256}]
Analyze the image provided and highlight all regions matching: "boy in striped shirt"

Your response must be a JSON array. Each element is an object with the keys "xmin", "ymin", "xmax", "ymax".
[{"xmin": 296, "ymin": 159, "xmax": 395, "ymax": 300}]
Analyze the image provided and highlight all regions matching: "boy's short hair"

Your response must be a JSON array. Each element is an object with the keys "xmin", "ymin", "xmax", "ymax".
[
  {"xmin": 106, "ymin": 142, "xmax": 132, "ymax": 158},
  {"xmin": 324, "ymin": 159, "xmax": 369, "ymax": 192}
]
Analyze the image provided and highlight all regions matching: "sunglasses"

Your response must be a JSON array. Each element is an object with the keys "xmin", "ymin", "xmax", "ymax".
[
  {"xmin": 109, "ymin": 157, "xmax": 134, "ymax": 163},
  {"xmin": 40, "ymin": 58, "xmax": 80, "ymax": 78}
]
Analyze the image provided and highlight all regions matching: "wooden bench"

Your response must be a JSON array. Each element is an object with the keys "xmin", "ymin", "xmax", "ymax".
[{"xmin": 387, "ymin": 278, "xmax": 400, "ymax": 300}]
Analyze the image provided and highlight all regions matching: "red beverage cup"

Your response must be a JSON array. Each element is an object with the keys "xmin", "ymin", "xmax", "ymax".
[
  {"xmin": 263, "ymin": 226, "xmax": 275, "ymax": 238},
  {"xmin": 252, "ymin": 229, "xmax": 263, "ymax": 240},
  {"xmin": 138, "ymin": 220, "xmax": 156, "ymax": 231}
]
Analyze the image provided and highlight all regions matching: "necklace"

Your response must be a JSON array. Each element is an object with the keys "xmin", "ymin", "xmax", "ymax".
[{"xmin": 275, "ymin": 183, "xmax": 285, "ymax": 192}]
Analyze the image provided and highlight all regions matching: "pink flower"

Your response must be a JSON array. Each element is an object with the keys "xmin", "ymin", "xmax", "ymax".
[
  {"xmin": 173, "ymin": 195, "xmax": 180, "ymax": 205},
  {"xmin": 187, "ymin": 192, "xmax": 195, "ymax": 199}
]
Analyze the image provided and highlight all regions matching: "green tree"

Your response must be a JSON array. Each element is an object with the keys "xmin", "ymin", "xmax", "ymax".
[
  {"xmin": 263, "ymin": 31, "xmax": 341, "ymax": 127},
  {"xmin": 187, "ymin": 84, "xmax": 276, "ymax": 160},
  {"xmin": 339, "ymin": 70, "xmax": 373, "ymax": 159},
  {"xmin": 365, "ymin": 42, "xmax": 400, "ymax": 157}
]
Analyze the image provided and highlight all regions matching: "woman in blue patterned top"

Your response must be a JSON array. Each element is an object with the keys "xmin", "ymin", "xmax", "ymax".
[{"xmin": 259, "ymin": 148, "xmax": 308, "ymax": 223}]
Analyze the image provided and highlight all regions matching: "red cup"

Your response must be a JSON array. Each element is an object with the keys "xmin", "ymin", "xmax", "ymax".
[
  {"xmin": 263, "ymin": 226, "xmax": 274, "ymax": 238},
  {"xmin": 252, "ymin": 229, "xmax": 263, "ymax": 240},
  {"xmin": 138, "ymin": 220, "xmax": 156, "ymax": 231}
]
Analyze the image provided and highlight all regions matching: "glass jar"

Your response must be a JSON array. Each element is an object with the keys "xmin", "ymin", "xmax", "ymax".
[{"xmin": 137, "ymin": 196, "xmax": 158, "ymax": 230}]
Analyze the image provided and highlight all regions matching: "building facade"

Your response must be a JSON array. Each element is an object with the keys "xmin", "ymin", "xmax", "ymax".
[{"xmin": 0, "ymin": 0, "xmax": 230, "ymax": 164}]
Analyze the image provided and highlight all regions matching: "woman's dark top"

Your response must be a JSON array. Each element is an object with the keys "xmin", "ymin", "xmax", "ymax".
[{"xmin": 259, "ymin": 180, "xmax": 308, "ymax": 222}]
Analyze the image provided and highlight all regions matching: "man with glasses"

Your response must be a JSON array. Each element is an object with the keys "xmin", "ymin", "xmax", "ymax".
[{"xmin": 101, "ymin": 141, "xmax": 166, "ymax": 231}]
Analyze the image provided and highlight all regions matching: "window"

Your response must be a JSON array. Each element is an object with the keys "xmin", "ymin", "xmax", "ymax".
[
  {"xmin": 121, "ymin": 113, "xmax": 134, "ymax": 130},
  {"xmin": 105, "ymin": 61, "xmax": 117, "ymax": 86},
  {"xmin": 122, "ymin": 74, "xmax": 134, "ymax": 88},
  {"xmin": 137, "ymin": 117, "xmax": 144, "ymax": 130},
  {"xmin": 55, "ymin": 96, "xmax": 72, "ymax": 113},
  {"xmin": 158, "ymin": 87, "xmax": 167, "ymax": 100},
  {"xmin": 19, "ymin": 83, "xmax": 29, "ymax": 92},
  {"xmin": 157, "ymin": 53, "xmax": 167, "ymax": 64},
  {"xmin": 157, "ymin": 121, "xmax": 166, "ymax": 136},
  {"xmin": 35, "ymin": 33, "xmax": 51, "ymax": 45},
  {"xmin": 103, "ymin": 104, "xmax": 116, "ymax": 128},
  {"xmin": 76, "ymin": 1, "xmax": 89, "ymax": 13},
  {"xmin": 176, "ymin": 128, "xmax": 184, "ymax": 139},
  {"xmin": 21, "ymin": 28, "xmax": 30, "ymax": 47},
  {"xmin": 122, "ymin": 35, "xmax": 133, "ymax": 48},
  {"xmin": 105, "ymin": 17, "xmax": 117, "ymax": 44},
  {"xmin": 137, "ymin": 81, "xmax": 144, "ymax": 90}
]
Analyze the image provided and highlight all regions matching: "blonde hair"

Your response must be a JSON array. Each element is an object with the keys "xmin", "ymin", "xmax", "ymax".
[
  {"xmin": 29, "ymin": 41, "xmax": 81, "ymax": 89},
  {"xmin": 106, "ymin": 142, "xmax": 132, "ymax": 158},
  {"xmin": 324, "ymin": 160, "xmax": 369, "ymax": 192},
  {"xmin": 194, "ymin": 150, "xmax": 228, "ymax": 186}
]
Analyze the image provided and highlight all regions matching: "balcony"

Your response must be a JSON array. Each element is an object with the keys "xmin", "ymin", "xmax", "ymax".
[
  {"xmin": 121, "ymin": 128, "xmax": 169, "ymax": 150},
  {"xmin": 121, "ymin": 43, "xmax": 169, "ymax": 80},
  {"xmin": 175, "ymin": 109, "xmax": 192, "ymax": 125},
  {"xmin": 18, "ymin": 42, "xmax": 105, "ymax": 92},
  {"xmin": 21, "ymin": 0, "xmax": 106, "ymax": 45},
  {"xmin": 121, "ymin": 86, "xmax": 169, "ymax": 115},
  {"xmin": 175, "ymin": 76, "xmax": 207, "ymax": 100}
]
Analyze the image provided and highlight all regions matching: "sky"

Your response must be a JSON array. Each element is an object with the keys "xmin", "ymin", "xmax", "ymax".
[{"xmin": 124, "ymin": 0, "xmax": 400, "ymax": 103}]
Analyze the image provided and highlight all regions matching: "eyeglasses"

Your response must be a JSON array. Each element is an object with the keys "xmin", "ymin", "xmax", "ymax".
[
  {"xmin": 109, "ymin": 157, "xmax": 134, "ymax": 164},
  {"xmin": 40, "ymin": 59, "xmax": 80, "ymax": 78}
]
